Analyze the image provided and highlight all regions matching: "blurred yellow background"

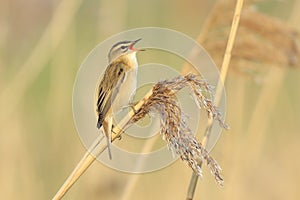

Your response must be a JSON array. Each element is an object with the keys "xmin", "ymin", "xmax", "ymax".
[{"xmin": 0, "ymin": 0, "xmax": 299, "ymax": 199}]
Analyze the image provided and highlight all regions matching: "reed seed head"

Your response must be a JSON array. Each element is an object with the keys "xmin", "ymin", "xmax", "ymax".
[{"xmin": 128, "ymin": 74, "xmax": 227, "ymax": 186}]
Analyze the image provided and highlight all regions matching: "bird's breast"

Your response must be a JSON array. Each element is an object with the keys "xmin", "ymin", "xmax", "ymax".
[{"xmin": 111, "ymin": 59, "xmax": 138, "ymax": 114}]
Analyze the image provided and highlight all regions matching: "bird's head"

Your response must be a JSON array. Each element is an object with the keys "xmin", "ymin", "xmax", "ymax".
[{"xmin": 108, "ymin": 38, "xmax": 144, "ymax": 63}]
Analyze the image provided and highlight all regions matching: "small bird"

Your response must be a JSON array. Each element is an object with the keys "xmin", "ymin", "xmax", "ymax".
[{"xmin": 95, "ymin": 39, "xmax": 143, "ymax": 159}]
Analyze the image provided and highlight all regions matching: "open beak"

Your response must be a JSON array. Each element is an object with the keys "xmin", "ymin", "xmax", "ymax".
[{"xmin": 129, "ymin": 38, "xmax": 145, "ymax": 51}]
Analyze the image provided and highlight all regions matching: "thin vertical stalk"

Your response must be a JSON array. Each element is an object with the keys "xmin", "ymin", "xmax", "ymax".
[{"xmin": 185, "ymin": 0, "xmax": 244, "ymax": 199}]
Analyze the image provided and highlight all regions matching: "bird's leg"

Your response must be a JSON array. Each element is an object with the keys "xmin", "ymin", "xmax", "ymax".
[{"xmin": 111, "ymin": 123, "xmax": 122, "ymax": 140}]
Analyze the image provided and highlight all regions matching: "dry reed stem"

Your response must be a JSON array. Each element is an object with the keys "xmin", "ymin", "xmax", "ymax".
[
  {"xmin": 52, "ymin": 142, "xmax": 98, "ymax": 200},
  {"xmin": 186, "ymin": 0, "xmax": 244, "ymax": 199},
  {"xmin": 186, "ymin": 173, "xmax": 199, "ymax": 200},
  {"xmin": 121, "ymin": 2, "xmax": 235, "ymax": 197},
  {"xmin": 205, "ymin": 0, "xmax": 243, "ymax": 140},
  {"xmin": 206, "ymin": 1, "xmax": 299, "ymax": 199},
  {"xmin": 51, "ymin": 90, "xmax": 150, "ymax": 199},
  {"xmin": 186, "ymin": 0, "xmax": 300, "ymax": 199},
  {"xmin": 53, "ymin": 74, "xmax": 227, "ymax": 199},
  {"xmin": 216, "ymin": 0, "xmax": 244, "ymax": 99},
  {"xmin": 0, "ymin": 0, "xmax": 83, "ymax": 124}
]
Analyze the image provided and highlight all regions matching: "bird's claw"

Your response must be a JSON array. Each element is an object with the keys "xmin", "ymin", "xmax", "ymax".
[{"xmin": 111, "ymin": 124, "xmax": 122, "ymax": 140}]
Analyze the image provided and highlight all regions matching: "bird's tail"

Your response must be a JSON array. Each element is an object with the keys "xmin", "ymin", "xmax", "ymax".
[{"xmin": 97, "ymin": 115, "xmax": 102, "ymax": 129}]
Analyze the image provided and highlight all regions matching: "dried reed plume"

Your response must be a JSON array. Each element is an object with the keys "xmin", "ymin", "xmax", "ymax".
[
  {"xmin": 201, "ymin": 1, "xmax": 300, "ymax": 76},
  {"xmin": 127, "ymin": 74, "xmax": 228, "ymax": 186}
]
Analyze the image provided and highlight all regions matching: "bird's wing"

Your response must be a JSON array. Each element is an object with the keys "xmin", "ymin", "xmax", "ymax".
[{"xmin": 96, "ymin": 62, "xmax": 126, "ymax": 128}]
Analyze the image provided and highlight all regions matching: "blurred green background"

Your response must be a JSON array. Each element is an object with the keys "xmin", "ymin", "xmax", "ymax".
[{"xmin": 0, "ymin": 0, "xmax": 299, "ymax": 199}]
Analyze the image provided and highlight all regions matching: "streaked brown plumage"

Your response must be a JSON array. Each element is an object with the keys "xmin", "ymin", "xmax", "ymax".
[{"xmin": 95, "ymin": 39, "xmax": 142, "ymax": 159}]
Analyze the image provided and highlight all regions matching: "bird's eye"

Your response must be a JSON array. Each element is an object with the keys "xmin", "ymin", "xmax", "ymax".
[{"xmin": 120, "ymin": 46, "xmax": 127, "ymax": 50}]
